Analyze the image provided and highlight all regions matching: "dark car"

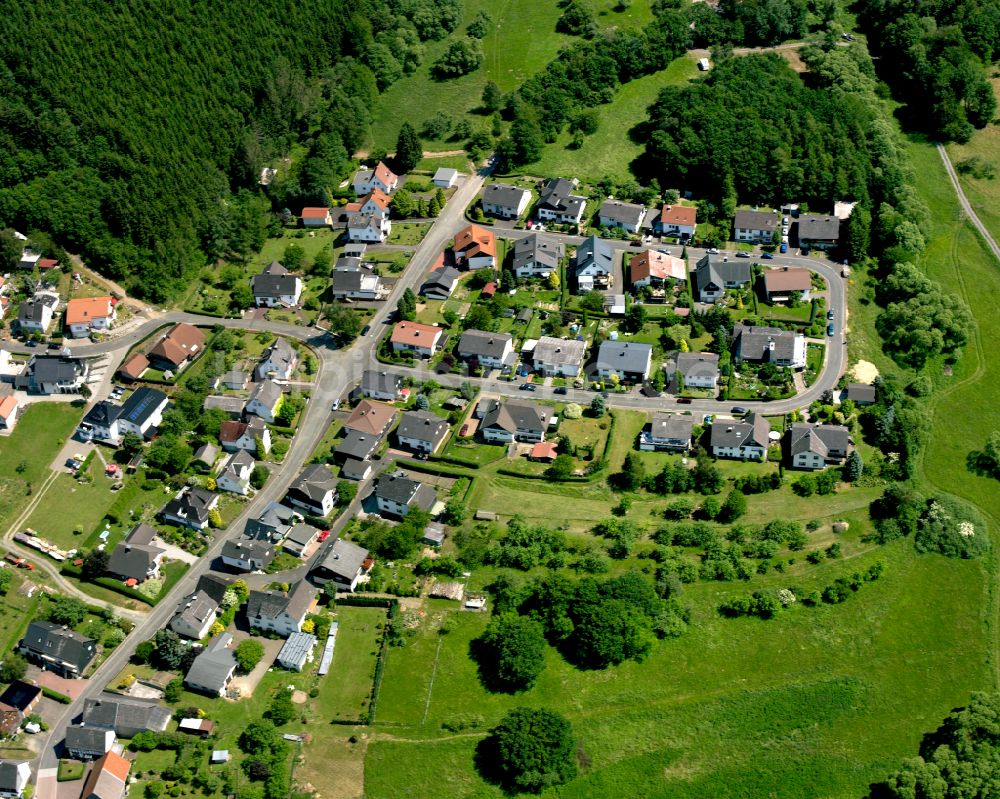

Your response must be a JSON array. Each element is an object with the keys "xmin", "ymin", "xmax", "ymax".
[
  {"xmin": 730, "ymin": 406, "xmax": 749, "ymax": 415},
  {"xmin": 519, "ymin": 383, "xmax": 536, "ymax": 392},
  {"xmin": 360, "ymin": 325, "xmax": 371, "ymax": 336},
  {"xmin": 553, "ymin": 387, "xmax": 568, "ymax": 395},
  {"xmin": 827, "ymin": 323, "xmax": 835, "ymax": 337},
  {"xmin": 761, "ymin": 252, "xmax": 774, "ymax": 260},
  {"xmin": 25, "ymin": 340, "xmax": 37, "ymax": 348},
  {"xmin": 677, "ymin": 397, "xmax": 693, "ymax": 404},
  {"xmin": 47, "ymin": 342, "xmax": 62, "ymax": 350},
  {"xmin": 779, "ymin": 243, "xmax": 788, "ymax": 253}
]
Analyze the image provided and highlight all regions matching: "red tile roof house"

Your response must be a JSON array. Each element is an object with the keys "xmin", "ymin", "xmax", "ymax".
[
  {"xmin": 64, "ymin": 296, "xmax": 116, "ymax": 338},
  {"xmin": 655, "ymin": 205, "xmax": 697, "ymax": 238},
  {"xmin": 300, "ymin": 207, "xmax": 332, "ymax": 228},
  {"xmin": 390, "ymin": 321, "xmax": 444, "ymax": 358},
  {"xmin": 352, "ymin": 161, "xmax": 398, "ymax": 196},
  {"xmin": 0, "ymin": 396, "xmax": 20, "ymax": 432},
  {"xmin": 453, "ymin": 224, "xmax": 497, "ymax": 270}
]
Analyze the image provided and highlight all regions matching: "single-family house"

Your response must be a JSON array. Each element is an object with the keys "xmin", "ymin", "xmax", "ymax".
[
  {"xmin": 82, "ymin": 695, "xmax": 171, "ymax": 738},
  {"xmin": 78, "ymin": 751, "xmax": 130, "ymax": 799},
  {"xmin": 457, "ymin": 329, "xmax": 513, "ymax": 370},
  {"xmin": 762, "ymin": 267, "xmax": 812, "ymax": 303},
  {"xmin": 170, "ymin": 590, "xmax": 220, "ymax": 640},
  {"xmin": 77, "ymin": 401, "xmax": 119, "ymax": 443},
  {"xmin": 285, "ymin": 463, "xmax": 338, "ymax": 517},
  {"xmin": 396, "ymin": 410, "xmax": 450, "ymax": 453},
  {"xmin": 64, "ymin": 727, "xmax": 116, "ymax": 761},
  {"xmin": 846, "ymin": 383, "xmax": 876, "ymax": 405},
  {"xmin": 245, "ymin": 501, "xmax": 298, "ymax": 542},
  {"xmin": 17, "ymin": 249, "xmax": 40, "ymax": 270},
  {"xmin": 245, "ymin": 380, "xmax": 283, "ymax": 423},
  {"xmin": 216, "ymin": 450, "xmax": 256, "ymax": 495},
  {"xmin": 798, "ymin": 215, "xmax": 841, "ymax": 250},
  {"xmin": 733, "ymin": 324, "xmax": 806, "ymax": 369},
  {"xmin": 19, "ymin": 621, "xmax": 95, "ymax": 678},
  {"xmin": 346, "ymin": 212, "xmax": 391, "ymax": 243},
  {"xmin": 711, "ymin": 414, "xmax": 770, "ymax": 460},
  {"xmin": 161, "ymin": 487, "xmax": 218, "ymax": 530},
  {"xmin": 0, "ymin": 396, "xmax": 20, "ymax": 433},
  {"xmin": 433, "ymin": 167, "xmax": 458, "ymax": 189},
  {"xmin": 276, "ymin": 632, "xmax": 317, "ymax": 672},
  {"xmin": 480, "ymin": 399, "xmax": 550, "ymax": 443},
  {"xmin": 221, "ymin": 538, "xmax": 276, "ymax": 572},
  {"xmin": 481, "ymin": 183, "xmax": 531, "ymax": 220},
  {"xmin": 185, "ymin": 634, "xmax": 237, "ymax": 697},
  {"xmin": 374, "ymin": 473, "xmax": 438, "ymax": 517},
  {"xmin": 219, "ymin": 418, "xmax": 271, "ymax": 454},
  {"xmin": 246, "ymin": 580, "xmax": 317, "ymax": 637},
  {"xmin": 420, "ymin": 265, "xmax": 460, "ymax": 299},
  {"xmin": 118, "ymin": 353, "xmax": 148, "ymax": 382},
  {"xmin": 655, "ymin": 205, "xmax": 697, "ymax": 239},
  {"xmin": 629, "ymin": 250, "xmax": 687, "ymax": 289},
  {"xmin": 348, "ymin": 189, "xmax": 392, "ymax": 221},
  {"xmin": 696, "ymin": 254, "xmax": 752, "ymax": 302},
  {"xmin": 668, "ymin": 352, "xmax": 720, "ymax": 390},
  {"xmin": 390, "ymin": 321, "xmax": 443, "ymax": 357},
  {"xmin": 333, "ymin": 429, "xmax": 381, "ymax": 466},
  {"xmin": 789, "ymin": 423, "xmax": 851, "ymax": 469},
  {"xmin": 14, "ymin": 355, "xmax": 88, "ymax": 394},
  {"xmin": 595, "ymin": 341, "xmax": 652, "ymax": 383},
  {"xmin": 300, "ymin": 207, "xmax": 332, "ymax": 227},
  {"xmin": 344, "ymin": 398, "xmax": 396, "ymax": 438},
  {"xmin": 574, "ymin": 236, "xmax": 615, "ymax": 291},
  {"xmin": 330, "ymin": 262, "xmax": 381, "ymax": 301},
  {"xmin": 361, "ymin": 370, "xmax": 403, "ymax": 401},
  {"xmin": 115, "ymin": 387, "xmax": 168, "ymax": 438},
  {"xmin": 106, "ymin": 541, "xmax": 164, "ymax": 585},
  {"xmin": 536, "ymin": 178, "xmax": 586, "ymax": 225},
  {"xmin": 531, "ymin": 336, "xmax": 586, "ymax": 378},
  {"xmin": 221, "ymin": 370, "xmax": 249, "ymax": 390},
  {"xmin": 64, "ymin": 297, "xmax": 116, "ymax": 338},
  {"xmin": 17, "ymin": 293, "xmax": 58, "ymax": 334},
  {"xmin": 252, "ymin": 261, "xmax": 302, "ymax": 308},
  {"xmin": 0, "ymin": 763, "xmax": 29, "ymax": 799},
  {"xmin": 733, "ymin": 209, "xmax": 779, "ymax": 243},
  {"xmin": 0, "ymin": 683, "xmax": 40, "ymax": 717},
  {"xmin": 282, "ymin": 523, "xmax": 319, "ymax": 558},
  {"xmin": 313, "ymin": 538, "xmax": 371, "ymax": 592},
  {"xmin": 513, "ymin": 233, "xmax": 563, "ymax": 278},
  {"xmin": 352, "ymin": 162, "xmax": 398, "ymax": 196},
  {"xmin": 639, "ymin": 413, "xmax": 695, "ymax": 452},
  {"xmin": 148, "ymin": 323, "xmax": 206, "ymax": 372},
  {"xmin": 255, "ymin": 338, "xmax": 298, "ymax": 382},
  {"xmin": 598, "ymin": 199, "xmax": 646, "ymax": 233},
  {"xmin": 453, "ymin": 224, "xmax": 497, "ymax": 270}
]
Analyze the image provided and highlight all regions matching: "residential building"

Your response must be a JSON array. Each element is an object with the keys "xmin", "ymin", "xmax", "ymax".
[
  {"xmin": 285, "ymin": 463, "xmax": 338, "ymax": 517},
  {"xmin": 161, "ymin": 487, "xmax": 218, "ymax": 530},
  {"xmin": 390, "ymin": 321, "xmax": 443, "ymax": 357},
  {"xmin": 221, "ymin": 538, "xmax": 275, "ymax": 572},
  {"xmin": 352, "ymin": 162, "xmax": 398, "ymax": 195},
  {"xmin": 82, "ymin": 695, "xmax": 171, "ymax": 738},
  {"xmin": 330, "ymin": 262, "xmax": 381, "ymax": 301},
  {"xmin": 252, "ymin": 261, "xmax": 302, "ymax": 308},
  {"xmin": 789, "ymin": 423, "xmax": 851, "ymax": 469},
  {"xmin": 14, "ymin": 355, "xmax": 88, "ymax": 394},
  {"xmin": 420, "ymin": 264, "xmax": 461, "ymax": 299},
  {"xmin": 798, "ymin": 215, "xmax": 841, "ymax": 250},
  {"xmin": 762, "ymin": 267, "xmax": 812, "ymax": 302},
  {"xmin": 245, "ymin": 380, "xmax": 283, "ymax": 423},
  {"xmin": 19, "ymin": 621, "xmax": 95, "ymax": 678},
  {"xmin": 0, "ymin": 683, "xmax": 40, "ymax": 716},
  {"xmin": 396, "ymin": 410, "xmax": 450, "ymax": 454},
  {"xmin": 283, "ymin": 524, "xmax": 319, "ymax": 558},
  {"xmin": 204, "ymin": 396, "xmax": 244, "ymax": 421},
  {"xmin": 313, "ymin": 538, "xmax": 371, "ymax": 592},
  {"xmin": 629, "ymin": 250, "xmax": 687, "ymax": 289},
  {"xmin": 64, "ymin": 297, "xmax": 116, "ymax": 338},
  {"xmin": 334, "ymin": 429, "xmax": 380, "ymax": 468},
  {"xmin": 457, "ymin": 329, "xmax": 514, "ymax": 370},
  {"xmin": 432, "ymin": 167, "xmax": 458, "ymax": 189},
  {"xmin": 106, "ymin": 540, "xmax": 164, "ymax": 585},
  {"xmin": 64, "ymin": 727, "xmax": 115, "ymax": 761},
  {"xmin": 655, "ymin": 205, "xmax": 696, "ymax": 238},
  {"xmin": 733, "ymin": 209, "xmax": 779, "ymax": 243},
  {"xmin": 530, "ymin": 336, "xmax": 586, "ymax": 378},
  {"xmin": 0, "ymin": 762, "xmax": 29, "ymax": 799},
  {"xmin": 221, "ymin": 370, "xmax": 249, "ymax": 390},
  {"xmin": 246, "ymin": 580, "xmax": 317, "ymax": 637},
  {"xmin": 276, "ymin": 632, "xmax": 317, "ymax": 671},
  {"xmin": 344, "ymin": 399, "xmax": 396, "ymax": 438},
  {"xmin": 346, "ymin": 188, "xmax": 392, "ymax": 221},
  {"xmin": 300, "ymin": 207, "xmax": 332, "ymax": 227},
  {"xmin": 374, "ymin": 473, "xmax": 438, "ymax": 517},
  {"xmin": 453, "ymin": 224, "xmax": 497, "ymax": 270},
  {"xmin": 78, "ymin": 751, "xmax": 130, "ymax": 799},
  {"xmin": 668, "ymin": 352, "xmax": 720, "ymax": 390},
  {"xmin": 78, "ymin": 401, "xmax": 120, "ymax": 443},
  {"xmin": 595, "ymin": 341, "xmax": 652, "ymax": 383},
  {"xmin": 185, "ymin": 634, "xmax": 237, "ymax": 697},
  {"xmin": 598, "ymin": 199, "xmax": 646, "ymax": 233},
  {"xmin": 733, "ymin": 324, "xmax": 806, "ymax": 369},
  {"xmin": 115, "ymin": 387, "xmax": 168, "ymax": 438},
  {"xmin": 639, "ymin": 414, "xmax": 696, "ymax": 452},
  {"xmin": 0, "ymin": 396, "xmax": 19, "ymax": 432},
  {"xmin": 346, "ymin": 212, "xmax": 390, "ymax": 243},
  {"xmin": 536, "ymin": 178, "xmax": 586, "ymax": 225},
  {"xmin": 216, "ymin": 450, "xmax": 255, "ymax": 495},
  {"xmin": 340, "ymin": 455, "xmax": 373, "ymax": 482},
  {"xmin": 574, "ymin": 236, "xmax": 615, "ymax": 291},
  {"xmin": 147, "ymin": 323, "xmax": 206, "ymax": 372},
  {"xmin": 481, "ymin": 183, "xmax": 531, "ymax": 220},
  {"xmin": 170, "ymin": 590, "xmax": 220, "ymax": 640},
  {"xmin": 696, "ymin": 254, "xmax": 752, "ymax": 302},
  {"xmin": 17, "ymin": 249, "xmax": 40, "ymax": 271},
  {"xmin": 244, "ymin": 501, "xmax": 298, "ymax": 542},
  {"xmin": 361, "ymin": 370, "xmax": 402, "ymax": 401},
  {"xmin": 195, "ymin": 573, "xmax": 235, "ymax": 605},
  {"xmin": 219, "ymin": 418, "xmax": 271, "ymax": 454},
  {"xmin": 513, "ymin": 233, "xmax": 563, "ymax": 278},
  {"xmin": 17, "ymin": 293, "xmax": 58, "ymax": 334},
  {"xmin": 255, "ymin": 338, "xmax": 298, "ymax": 382},
  {"xmin": 711, "ymin": 414, "xmax": 770, "ymax": 460},
  {"xmin": 480, "ymin": 399, "xmax": 550, "ymax": 443},
  {"xmin": 118, "ymin": 353, "xmax": 148, "ymax": 382}
]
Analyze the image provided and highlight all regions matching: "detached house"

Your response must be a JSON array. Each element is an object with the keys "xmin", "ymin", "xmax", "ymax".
[
  {"xmin": 530, "ymin": 336, "xmax": 586, "ymax": 378},
  {"xmin": 171, "ymin": 590, "xmax": 220, "ymax": 640},
  {"xmin": 79, "ymin": 400, "xmax": 121, "ymax": 443},
  {"xmin": 595, "ymin": 341, "xmax": 652, "ymax": 383},
  {"xmin": 330, "ymin": 260, "xmax": 381, "ymax": 301},
  {"xmin": 789, "ymin": 423, "xmax": 851, "ymax": 469},
  {"xmin": 513, "ymin": 233, "xmax": 564, "ymax": 278},
  {"xmin": 0, "ymin": 396, "xmax": 17, "ymax": 432},
  {"xmin": 334, "ymin": 430, "xmax": 378, "ymax": 481},
  {"xmin": 246, "ymin": 580, "xmax": 317, "ymax": 637},
  {"xmin": 396, "ymin": 410, "xmax": 450, "ymax": 454},
  {"xmin": 221, "ymin": 538, "xmax": 275, "ymax": 572},
  {"xmin": 344, "ymin": 399, "xmax": 397, "ymax": 437},
  {"xmin": 733, "ymin": 209, "xmax": 779, "ymax": 243},
  {"xmin": 598, "ymin": 199, "xmax": 646, "ymax": 233},
  {"xmin": 536, "ymin": 178, "xmax": 586, "ymax": 225},
  {"xmin": 17, "ymin": 293, "xmax": 58, "ymax": 334},
  {"xmin": 481, "ymin": 183, "xmax": 531, "ymax": 220},
  {"xmin": 0, "ymin": 762, "xmax": 29, "ymax": 799},
  {"xmin": 574, "ymin": 236, "xmax": 615, "ymax": 292},
  {"xmin": 668, "ymin": 352, "xmax": 720, "ymax": 390},
  {"xmin": 161, "ymin": 487, "xmax": 218, "ymax": 530},
  {"xmin": 81, "ymin": 695, "xmax": 171, "ymax": 738},
  {"xmin": 300, "ymin": 207, "xmax": 332, "ymax": 228},
  {"xmin": 245, "ymin": 501, "xmax": 298, "ymax": 542},
  {"xmin": 420, "ymin": 264, "xmax": 460, "ymax": 299},
  {"xmin": 15, "ymin": 355, "xmax": 88, "ymax": 394},
  {"xmin": 798, "ymin": 215, "xmax": 841, "ymax": 250},
  {"xmin": 285, "ymin": 463, "xmax": 338, "ymax": 517},
  {"xmin": 106, "ymin": 538, "xmax": 164, "ymax": 585},
  {"xmin": 711, "ymin": 414, "xmax": 770, "ymax": 460},
  {"xmin": 19, "ymin": 621, "xmax": 95, "ymax": 678},
  {"xmin": 65, "ymin": 296, "xmax": 116, "ymax": 338},
  {"xmin": 390, "ymin": 321, "xmax": 443, "ymax": 358},
  {"xmin": 457, "ymin": 329, "xmax": 514, "ymax": 370},
  {"xmin": 375, "ymin": 473, "xmax": 438, "ymax": 517},
  {"xmin": 353, "ymin": 161, "xmax": 398, "ymax": 195},
  {"xmin": 629, "ymin": 250, "xmax": 687, "ymax": 290},
  {"xmin": 148, "ymin": 323, "xmax": 205, "ymax": 372},
  {"xmin": 78, "ymin": 751, "xmax": 130, "ymax": 799},
  {"xmin": 733, "ymin": 324, "xmax": 806, "ymax": 369},
  {"xmin": 216, "ymin": 450, "xmax": 255, "ymax": 495},
  {"xmin": 252, "ymin": 261, "xmax": 302, "ymax": 308},
  {"xmin": 480, "ymin": 399, "xmax": 550, "ymax": 443},
  {"xmin": 219, "ymin": 418, "xmax": 271, "ymax": 454},
  {"xmin": 346, "ymin": 212, "xmax": 391, "ymax": 243},
  {"xmin": 255, "ymin": 338, "xmax": 298, "ymax": 381},
  {"xmin": 361, "ymin": 370, "xmax": 403, "ymax": 401},
  {"xmin": 655, "ymin": 205, "xmax": 697, "ymax": 239},
  {"xmin": 345, "ymin": 189, "xmax": 392, "ymax": 221},
  {"xmin": 453, "ymin": 224, "xmax": 497, "ymax": 270},
  {"xmin": 696, "ymin": 254, "xmax": 752, "ymax": 302},
  {"xmin": 763, "ymin": 267, "xmax": 812, "ymax": 302},
  {"xmin": 246, "ymin": 380, "xmax": 283, "ymax": 423},
  {"xmin": 116, "ymin": 387, "xmax": 168, "ymax": 438},
  {"xmin": 64, "ymin": 727, "xmax": 116, "ymax": 762},
  {"xmin": 185, "ymin": 634, "xmax": 237, "ymax": 697},
  {"xmin": 314, "ymin": 538, "xmax": 371, "ymax": 592},
  {"xmin": 639, "ymin": 413, "xmax": 695, "ymax": 452}
]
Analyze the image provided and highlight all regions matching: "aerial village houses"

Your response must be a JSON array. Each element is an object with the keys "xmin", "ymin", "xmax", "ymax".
[
  {"xmin": 733, "ymin": 324, "xmax": 806, "ymax": 369},
  {"xmin": 667, "ymin": 352, "xmax": 721, "ymax": 390},
  {"xmin": 655, "ymin": 204, "xmax": 697, "ymax": 239},
  {"xmin": 185, "ymin": 633, "xmax": 237, "ymax": 697},
  {"xmin": 696, "ymin": 254, "xmax": 752, "ymax": 303},
  {"xmin": 148, "ymin": 323, "xmax": 205, "ymax": 372},
  {"xmin": 216, "ymin": 450, "xmax": 255, "ymax": 495},
  {"xmin": 245, "ymin": 379, "xmax": 283, "ymax": 422},
  {"xmin": 629, "ymin": 250, "xmax": 687, "ymax": 291},
  {"xmin": 432, "ymin": 167, "xmax": 458, "ymax": 188},
  {"xmin": 17, "ymin": 293, "xmax": 58, "ymax": 334},
  {"xmin": 64, "ymin": 726, "xmax": 116, "ymax": 761},
  {"xmin": 285, "ymin": 463, "xmax": 338, "ymax": 517},
  {"xmin": 788, "ymin": 423, "xmax": 851, "ymax": 469},
  {"xmin": 300, "ymin": 207, "xmax": 332, "ymax": 227},
  {"xmin": 374, "ymin": 473, "xmax": 438, "ymax": 517},
  {"xmin": 19, "ymin": 621, "xmax": 95, "ymax": 678},
  {"xmin": 313, "ymin": 538, "xmax": 371, "ymax": 592},
  {"xmin": 797, "ymin": 215, "xmax": 842, "ymax": 250},
  {"xmin": 639, "ymin": 413, "xmax": 695, "ymax": 452},
  {"xmin": 64, "ymin": 296, "xmax": 116, "ymax": 338},
  {"xmin": 598, "ymin": 199, "xmax": 646, "ymax": 233},
  {"xmin": 536, "ymin": 178, "xmax": 586, "ymax": 225},
  {"xmin": 479, "ymin": 399, "xmax": 551, "ymax": 443},
  {"xmin": 390, "ymin": 320, "xmax": 444, "ymax": 357},
  {"xmin": 255, "ymin": 337, "xmax": 298, "ymax": 381},
  {"xmin": 346, "ymin": 212, "xmax": 391, "ymax": 243},
  {"xmin": 219, "ymin": 417, "xmax": 271, "ymax": 454},
  {"xmin": 457, "ymin": 329, "xmax": 514, "ymax": 370},
  {"xmin": 513, "ymin": 233, "xmax": 563, "ymax": 278},
  {"xmin": 352, "ymin": 161, "xmax": 398, "ymax": 195},
  {"xmin": 82, "ymin": 695, "xmax": 171, "ymax": 738},
  {"xmin": 170, "ymin": 590, "xmax": 220, "ymax": 640},
  {"xmin": 0, "ymin": 396, "xmax": 19, "ymax": 432},
  {"xmin": 762, "ymin": 267, "xmax": 812, "ymax": 303},
  {"xmin": 161, "ymin": 487, "xmax": 218, "ymax": 530},
  {"xmin": 276, "ymin": 632, "xmax": 317, "ymax": 672},
  {"xmin": 396, "ymin": 409, "xmax": 450, "ymax": 454},
  {"xmin": 106, "ymin": 523, "xmax": 165, "ymax": 585},
  {"xmin": 733, "ymin": 209, "xmax": 779, "ymax": 243},
  {"xmin": 15, "ymin": 355, "xmax": 88, "ymax": 394},
  {"xmin": 330, "ymin": 257, "xmax": 382, "ymax": 301},
  {"xmin": 221, "ymin": 538, "xmax": 275, "ymax": 572},
  {"xmin": 529, "ymin": 336, "xmax": 586, "ymax": 378},
  {"xmin": 420, "ymin": 263, "xmax": 461, "ymax": 299},
  {"xmin": 252, "ymin": 261, "xmax": 302, "ymax": 308},
  {"xmin": 711, "ymin": 414, "xmax": 770, "ymax": 460},
  {"xmin": 481, "ymin": 183, "xmax": 531, "ymax": 220},
  {"xmin": 115, "ymin": 387, "xmax": 168, "ymax": 438},
  {"xmin": 246, "ymin": 580, "xmax": 317, "ymax": 637},
  {"xmin": 360, "ymin": 370, "xmax": 403, "ymax": 401},
  {"xmin": 574, "ymin": 236, "xmax": 615, "ymax": 291},
  {"xmin": 453, "ymin": 224, "xmax": 497, "ymax": 270},
  {"xmin": 0, "ymin": 762, "xmax": 29, "ymax": 799},
  {"xmin": 595, "ymin": 341, "xmax": 653, "ymax": 384},
  {"xmin": 78, "ymin": 750, "xmax": 131, "ymax": 799}
]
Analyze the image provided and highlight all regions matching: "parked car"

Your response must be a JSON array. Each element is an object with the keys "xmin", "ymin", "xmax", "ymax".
[
  {"xmin": 47, "ymin": 342, "xmax": 62, "ymax": 350},
  {"xmin": 677, "ymin": 398, "xmax": 693, "ymax": 404},
  {"xmin": 827, "ymin": 323, "xmax": 835, "ymax": 337},
  {"xmin": 318, "ymin": 530, "xmax": 331, "ymax": 543},
  {"xmin": 460, "ymin": 423, "xmax": 470, "ymax": 436},
  {"xmin": 519, "ymin": 383, "xmax": 536, "ymax": 392},
  {"xmin": 707, "ymin": 247, "xmax": 720, "ymax": 254},
  {"xmin": 735, "ymin": 251, "xmax": 751, "ymax": 258},
  {"xmin": 761, "ymin": 252, "xmax": 774, "ymax": 260},
  {"xmin": 331, "ymin": 399, "xmax": 341, "ymax": 411},
  {"xmin": 780, "ymin": 243, "xmax": 788, "ymax": 253},
  {"xmin": 827, "ymin": 308, "xmax": 835, "ymax": 320},
  {"xmin": 360, "ymin": 325, "xmax": 371, "ymax": 336},
  {"xmin": 25, "ymin": 340, "xmax": 37, "ymax": 348},
  {"xmin": 730, "ymin": 406, "xmax": 749, "ymax": 415},
  {"xmin": 554, "ymin": 387, "xmax": 568, "ymax": 395}
]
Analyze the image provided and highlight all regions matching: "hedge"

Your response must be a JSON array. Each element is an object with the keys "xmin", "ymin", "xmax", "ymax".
[
  {"xmin": 335, "ymin": 596, "xmax": 394, "ymax": 609},
  {"xmin": 401, "ymin": 460, "xmax": 474, "ymax": 479},
  {"xmin": 42, "ymin": 687, "xmax": 71, "ymax": 704}
]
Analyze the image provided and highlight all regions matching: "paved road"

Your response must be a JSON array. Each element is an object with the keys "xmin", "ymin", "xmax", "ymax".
[{"xmin": 938, "ymin": 144, "xmax": 1000, "ymax": 262}]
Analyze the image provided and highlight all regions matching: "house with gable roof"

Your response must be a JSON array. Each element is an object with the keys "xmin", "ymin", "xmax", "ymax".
[
  {"xmin": 252, "ymin": 262, "xmax": 302, "ymax": 308},
  {"xmin": 481, "ymin": 183, "xmax": 531, "ymax": 220},
  {"xmin": 536, "ymin": 178, "xmax": 586, "ymax": 225},
  {"xmin": 353, "ymin": 161, "xmax": 398, "ymax": 196},
  {"xmin": 453, "ymin": 224, "xmax": 497, "ymax": 270}
]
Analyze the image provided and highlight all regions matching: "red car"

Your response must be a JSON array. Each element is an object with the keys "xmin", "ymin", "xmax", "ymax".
[{"xmin": 318, "ymin": 530, "xmax": 331, "ymax": 543}]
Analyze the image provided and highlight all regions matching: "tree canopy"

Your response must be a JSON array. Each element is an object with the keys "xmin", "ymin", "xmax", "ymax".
[
  {"xmin": 474, "ymin": 614, "xmax": 548, "ymax": 692},
  {"xmin": 478, "ymin": 707, "xmax": 577, "ymax": 793}
]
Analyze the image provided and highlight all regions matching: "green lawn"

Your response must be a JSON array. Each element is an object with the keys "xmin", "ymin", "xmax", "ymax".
[
  {"xmin": 388, "ymin": 222, "xmax": 431, "ymax": 245},
  {"xmin": 317, "ymin": 606, "xmax": 385, "ymax": 722}
]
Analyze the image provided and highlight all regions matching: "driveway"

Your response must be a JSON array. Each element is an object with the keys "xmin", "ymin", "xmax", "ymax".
[
  {"xmin": 226, "ymin": 633, "xmax": 283, "ymax": 699},
  {"xmin": 32, "ymin": 669, "xmax": 88, "ymax": 701}
]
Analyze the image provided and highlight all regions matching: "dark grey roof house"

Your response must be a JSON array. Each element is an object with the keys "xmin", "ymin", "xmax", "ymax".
[
  {"xmin": 82, "ymin": 695, "xmax": 171, "ymax": 738},
  {"xmin": 361, "ymin": 370, "xmax": 402, "ymax": 401},
  {"xmin": 374, "ymin": 473, "xmax": 438, "ymax": 517},
  {"xmin": 598, "ymin": 199, "xmax": 646, "ymax": 231},
  {"xmin": 246, "ymin": 580, "xmax": 316, "ymax": 637},
  {"xmin": 161, "ymin": 487, "xmax": 218, "ymax": 530},
  {"xmin": 312, "ymin": 538, "xmax": 371, "ymax": 591},
  {"xmin": 334, "ymin": 428, "xmax": 381, "ymax": 462},
  {"xmin": 798, "ymin": 215, "xmax": 841, "ymax": 249},
  {"xmin": 14, "ymin": 355, "xmax": 87, "ymax": 394},
  {"xmin": 221, "ymin": 538, "xmax": 276, "ymax": 572},
  {"xmin": 696, "ymin": 254, "xmax": 752, "ymax": 301},
  {"xmin": 537, "ymin": 178, "xmax": 586, "ymax": 224},
  {"xmin": 285, "ymin": 463, "xmax": 338, "ymax": 517},
  {"xmin": 19, "ymin": 621, "xmax": 95, "ymax": 678},
  {"xmin": 185, "ymin": 634, "xmax": 237, "ymax": 697},
  {"xmin": 64, "ymin": 726, "xmax": 116, "ymax": 761},
  {"xmin": 244, "ymin": 501, "xmax": 297, "ymax": 541},
  {"xmin": 420, "ymin": 265, "xmax": 461, "ymax": 300},
  {"xmin": 513, "ymin": 233, "xmax": 564, "ymax": 277},
  {"xmin": 789, "ymin": 423, "xmax": 851, "ymax": 469},
  {"xmin": 733, "ymin": 324, "xmax": 804, "ymax": 368},
  {"xmin": 106, "ymin": 542, "xmax": 164, "ymax": 584},
  {"xmin": 396, "ymin": 410, "xmax": 450, "ymax": 453}
]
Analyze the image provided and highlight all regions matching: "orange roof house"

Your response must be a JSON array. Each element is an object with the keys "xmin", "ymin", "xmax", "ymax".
[
  {"xmin": 629, "ymin": 250, "xmax": 687, "ymax": 286},
  {"xmin": 301, "ymin": 207, "xmax": 332, "ymax": 227},
  {"xmin": 80, "ymin": 750, "xmax": 130, "ymax": 799},
  {"xmin": 119, "ymin": 353, "xmax": 149, "ymax": 381},
  {"xmin": 659, "ymin": 205, "xmax": 697, "ymax": 230},
  {"xmin": 453, "ymin": 224, "xmax": 496, "ymax": 268},
  {"xmin": 390, "ymin": 321, "xmax": 444, "ymax": 356},
  {"xmin": 362, "ymin": 189, "xmax": 391, "ymax": 211},
  {"xmin": 0, "ymin": 395, "xmax": 19, "ymax": 430},
  {"xmin": 530, "ymin": 442, "xmax": 558, "ymax": 462},
  {"xmin": 65, "ymin": 296, "xmax": 116, "ymax": 331},
  {"xmin": 373, "ymin": 161, "xmax": 397, "ymax": 187},
  {"xmin": 344, "ymin": 399, "xmax": 397, "ymax": 437}
]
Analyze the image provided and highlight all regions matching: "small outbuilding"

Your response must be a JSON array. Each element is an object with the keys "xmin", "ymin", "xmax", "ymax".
[{"xmin": 432, "ymin": 168, "xmax": 459, "ymax": 189}]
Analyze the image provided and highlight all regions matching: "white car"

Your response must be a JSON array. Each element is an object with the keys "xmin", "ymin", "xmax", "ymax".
[
  {"xmin": 331, "ymin": 399, "xmax": 341, "ymax": 411},
  {"xmin": 707, "ymin": 247, "xmax": 720, "ymax": 254}
]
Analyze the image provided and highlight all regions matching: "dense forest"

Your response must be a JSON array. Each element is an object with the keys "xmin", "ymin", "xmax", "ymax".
[{"xmin": 0, "ymin": 0, "xmax": 458, "ymax": 299}]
